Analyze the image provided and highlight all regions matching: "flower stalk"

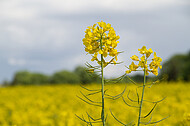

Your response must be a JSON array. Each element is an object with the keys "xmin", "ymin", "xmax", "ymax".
[
  {"xmin": 124, "ymin": 46, "xmax": 167, "ymax": 125},
  {"xmin": 137, "ymin": 60, "xmax": 147, "ymax": 126},
  {"xmin": 78, "ymin": 21, "xmax": 168, "ymax": 125},
  {"xmin": 100, "ymin": 37, "xmax": 105, "ymax": 126},
  {"xmin": 78, "ymin": 21, "xmax": 120, "ymax": 126}
]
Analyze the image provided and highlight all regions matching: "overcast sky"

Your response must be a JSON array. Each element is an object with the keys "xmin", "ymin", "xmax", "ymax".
[{"xmin": 0, "ymin": 0, "xmax": 189, "ymax": 82}]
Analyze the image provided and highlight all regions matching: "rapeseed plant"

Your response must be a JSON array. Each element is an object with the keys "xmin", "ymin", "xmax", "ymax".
[
  {"xmin": 78, "ymin": 21, "xmax": 169, "ymax": 126},
  {"xmin": 0, "ymin": 83, "xmax": 189, "ymax": 125},
  {"xmin": 83, "ymin": 21, "xmax": 120, "ymax": 66},
  {"xmin": 77, "ymin": 21, "xmax": 122, "ymax": 126},
  {"xmin": 110, "ymin": 46, "xmax": 169, "ymax": 126}
]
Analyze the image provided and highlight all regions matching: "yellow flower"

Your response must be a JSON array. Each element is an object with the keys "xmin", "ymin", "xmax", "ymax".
[
  {"xmin": 146, "ymin": 48, "xmax": 153, "ymax": 58},
  {"xmin": 88, "ymin": 69, "xmax": 94, "ymax": 73},
  {"xmin": 126, "ymin": 46, "xmax": 162, "ymax": 76},
  {"xmin": 113, "ymin": 60, "xmax": 116, "ymax": 65},
  {"xmin": 107, "ymin": 40, "xmax": 111, "ymax": 45},
  {"xmin": 103, "ymin": 51, "xmax": 108, "ymax": 57},
  {"xmin": 129, "ymin": 62, "xmax": 139, "ymax": 71},
  {"xmin": 115, "ymin": 56, "xmax": 118, "ymax": 61},
  {"xmin": 138, "ymin": 46, "xmax": 147, "ymax": 54},
  {"xmin": 145, "ymin": 69, "xmax": 150, "ymax": 76},
  {"xmin": 130, "ymin": 55, "xmax": 139, "ymax": 61},
  {"xmin": 126, "ymin": 70, "xmax": 131, "ymax": 74},
  {"xmin": 99, "ymin": 50, "xmax": 103, "ymax": 54},
  {"xmin": 151, "ymin": 68, "xmax": 158, "ymax": 76},
  {"xmin": 83, "ymin": 21, "xmax": 120, "ymax": 65},
  {"xmin": 141, "ymin": 55, "xmax": 145, "ymax": 61},
  {"xmin": 149, "ymin": 52, "xmax": 162, "ymax": 76},
  {"xmin": 159, "ymin": 65, "xmax": 162, "ymax": 69},
  {"xmin": 138, "ymin": 55, "xmax": 146, "ymax": 68}
]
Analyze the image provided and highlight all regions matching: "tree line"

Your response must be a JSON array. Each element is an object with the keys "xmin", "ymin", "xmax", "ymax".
[
  {"xmin": 3, "ymin": 51, "xmax": 190, "ymax": 86},
  {"xmin": 8, "ymin": 66, "xmax": 100, "ymax": 86},
  {"xmin": 160, "ymin": 51, "xmax": 190, "ymax": 81}
]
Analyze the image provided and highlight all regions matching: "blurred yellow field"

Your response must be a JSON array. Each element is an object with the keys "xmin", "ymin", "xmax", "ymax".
[{"xmin": 0, "ymin": 82, "xmax": 190, "ymax": 126}]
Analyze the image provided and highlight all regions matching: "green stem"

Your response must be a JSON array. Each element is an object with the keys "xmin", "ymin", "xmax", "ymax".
[
  {"xmin": 137, "ymin": 61, "xmax": 147, "ymax": 126},
  {"xmin": 100, "ymin": 37, "xmax": 105, "ymax": 126}
]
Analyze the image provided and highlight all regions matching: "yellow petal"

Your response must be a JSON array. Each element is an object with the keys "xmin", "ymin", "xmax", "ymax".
[
  {"xmin": 99, "ymin": 50, "xmax": 103, "ymax": 54},
  {"xmin": 126, "ymin": 70, "xmax": 131, "ymax": 74},
  {"xmin": 107, "ymin": 40, "xmax": 111, "ymax": 45}
]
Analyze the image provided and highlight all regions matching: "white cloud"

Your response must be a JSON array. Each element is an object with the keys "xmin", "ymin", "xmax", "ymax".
[
  {"xmin": 1, "ymin": 19, "xmax": 71, "ymax": 53},
  {"xmin": 46, "ymin": 0, "xmax": 187, "ymax": 14},
  {"xmin": 0, "ymin": 0, "xmax": 38, "ymax": 20},
  {"xmin": 0, "ymin": 0, "xmax": 189, "ymax": 82},
  {"xmin": 8, "ymin": 58, "xmax": 26, "ymax": 66},
  {"xmin": 0, "ymin": 0, "xmax": 187, "ymax": 20},
  {"xmin": 6, "ymin": 25, "xmax": 31, "ymax": 45},
  {"xmin": 8, "ymin": 58, "xmax": 44, "ymax": 66}
]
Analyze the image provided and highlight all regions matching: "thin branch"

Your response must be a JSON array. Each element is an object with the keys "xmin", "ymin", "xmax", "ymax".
[
  {"xmin": 141, "ymin": 103, "xmax": 157, "ymax": 118},
  {"xmin": 85, "ymin": 62, "xmax": 100, "ymax": 69},
  {"xmin": 80, "ymin": 91, "xmax": 102, "ymax": 103},
  {"xmin": 110, "ymin": 61, "xmax": 124, "ymax": 65},
  {"xmin": 76, "ymin": 114, "xmax": 103, "ymax": 125},
  {"xmin": 136, "ymin": 88, "xmax": 140, "ymax": 104},
  {"xmin": 105, "ymin": 74, "xmax": 126, "ymax": 84},
  {"xmin": 86, "ymin": 90, "xmax": 102, "ymax": 96},
  {"xmin": 103, "ymin": 57, "xmax": 115, "ymax": 68},
  {"xmin": 80, "ymin": 85, "xmax": 101, "ymax": 92},
  {"xmin": 110, "ymin": 109, "xmax": 134, "ymax": 126},
  {"xmin": 118, "ymin": 51, "xmax": 124, "ymax": 54},
  {"xmin": 122, "ymin": 96, "xmax": 139, "ymax": 108},
  {"xmin": 144, "ymin": 111, "xmax": 153, "ymax": 125},
  {"xmin": 76, "ymin": 95, "xmax": 102, "ymax": 107},
  {"xmin": 87, "ymin": 115, "xmax": 93, "ymax": 126},
  {"xmin": 141, "ymin": 116, "xmax": 170, "ymax": 125},
  {"xmin": 145, "ymin": 81, "xmax": 159, "ymax": 88},
  {"xmin": 75, "ymin": 114, "xmax": 91, "ymax": 125},
  {"xmin": 126, "ymin": 76, "xmax": 142, "ymax": 87},
  {"xmin": 105, "ymin": 114, "xmax": 108, "ymax": 122},
  {"xmin": 126, "ymin": 90, "xmax": 166, "ymax": 104},
  {"xmin": 86, "ymin": 112, "xmax": 101, "ymax": 121},
  {"xmin": 85, "ymin": 62, "xmax": 94, "ymax": 68},
  {"xmin": 105, "ymin": 86, "xmax": 126, "ymax": 100},
  {"xmin": 127, "ymin": 90, "xmax": 138, "ymax": 103},
  {"xmin": 143, "ymin": 97, "xmax": 166, "ymax": 104}
]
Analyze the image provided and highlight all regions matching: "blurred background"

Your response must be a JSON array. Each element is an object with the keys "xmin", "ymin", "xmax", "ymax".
[
  {"xmin": 0, "ymin": 0, "xmax": 189, "ymax": 85},
  {"xmin": 0, "ymin": 1, "xmax": 190, "ymax": 126}
]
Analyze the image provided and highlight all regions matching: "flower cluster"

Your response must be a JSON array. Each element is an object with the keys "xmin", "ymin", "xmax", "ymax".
[
  {"xmin": 126, "ymin": 46, "xmax": 162, "ymax": 76},
  {"xmin": 82, "ymin": 21, "xmax": 120, "ymax": 66}
]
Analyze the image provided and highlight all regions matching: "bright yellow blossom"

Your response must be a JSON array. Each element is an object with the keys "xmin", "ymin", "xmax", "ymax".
[
  {"xmin": 0, "ymin": 83, "xmax": 188, "ymax": 125},
  {"xmin": 151, "ymin": 68, "xmax": 158, "ymax": 76},
  {"xmin": 145, "ymin": 69, "xmax": 150, "ymax": 76},
  {"xmin": 126, "ymin": 70, "xmax": 132, "ymax": 74},
  {"xmin": 138, "ymin": 46, "xmax": 147, "ymax": 54},
  {"xmin": 129, "ymin": 62, "xmax": 139, "ymax": 71},
  {"xmin": 88, "ymin": 69, "xmax": 95, "ymax": 73},
  {"xmin": 146, "ymin": 48, "xmax": 153, "ymax": 58},
  {"xmin": 138, "ymin": 55, "xmax": 146, "ymax": 68},
  {"xmin": 130, "ymin": 55, "xmax": 139, "ymax": 61},
  {"xmin": 126, "ymin": 46, "xmax": 162, "ymax": 76},
  {"xmin": 83, "ymin": 21, "xmax": 120, "ymax": 66}
]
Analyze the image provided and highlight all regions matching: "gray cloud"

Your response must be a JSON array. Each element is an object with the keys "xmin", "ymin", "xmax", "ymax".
[{"xmin": 0, "ymin": 0, "xmax": 189, "ymax": 82}]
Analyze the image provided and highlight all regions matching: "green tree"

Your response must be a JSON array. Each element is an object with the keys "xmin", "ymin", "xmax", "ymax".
[
  {"xmin": 74, "ymin": 66, "xmax": 100, "ymax": 84},
  {"xmin": 50, "ymin": 70, "xmax": 80, "ymax": 84},
  {"xmin": 11, "ymin": 71, "xmax": 49, "ymax": 85},
  {"xmin": 182, "ymin": 51, "xmax": 190, "ymax": 81},
  {"xmin": 12, "ymin": 71, "xmax": 32, "ymax": 85},
  {"xmin": 160, "ymin": 51, "xmax": 190, "ymax": 81},
  {"xmin": 30, "ymin": 73, "xmax": 49, "ymax": 84}
]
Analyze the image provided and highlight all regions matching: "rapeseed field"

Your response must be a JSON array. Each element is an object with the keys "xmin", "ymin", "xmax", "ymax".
[{"xmin": 0, "ymin": 82, "xmax": 189, "ymax": 126}]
